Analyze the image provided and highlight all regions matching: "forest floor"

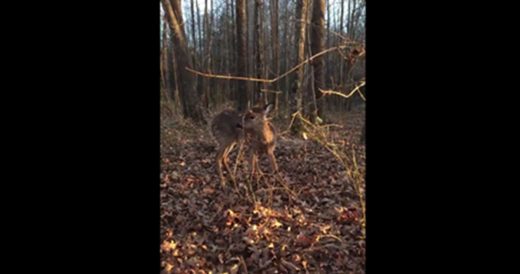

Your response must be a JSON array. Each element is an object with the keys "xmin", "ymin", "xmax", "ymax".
[{"xmin": 160, "ymin": 106, "xmax": 366, "ymax": 274}]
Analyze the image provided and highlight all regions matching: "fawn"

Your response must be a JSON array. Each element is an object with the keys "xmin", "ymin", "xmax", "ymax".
[
  {"xmin": 242, "ymin": 104, "xmax": 279, "ymax": 180},
  {"xmin": 211, "ymin": 103, "xmax": 279, "ymax": 185},
  {"xmin": 210, "ymin": 108, "xmax": 244, "ymax": 185}
]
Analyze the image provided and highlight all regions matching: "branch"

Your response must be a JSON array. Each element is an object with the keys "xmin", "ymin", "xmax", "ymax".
[
  {"xmin": 186, "ymin": 44, "xmax": 349, "ymax": 83},
  {"xmin": 319, "ymin": 81, "xmax": 366, "ymax": 101},
  {"xmin": 185, "ymin": 67, "xmax": 271, "ymax": 83}
]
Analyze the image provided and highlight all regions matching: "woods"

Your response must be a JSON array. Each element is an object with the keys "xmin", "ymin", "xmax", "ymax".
[
  {"xmin": 161, "ymin": 0, "xmax": 366, "ymax": 272},
  {"xmin": 160, "ymin": 0, "xmax": 365, "ymax": 122}
]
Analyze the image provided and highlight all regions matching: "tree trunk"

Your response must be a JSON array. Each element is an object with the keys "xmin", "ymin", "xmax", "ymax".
[
  {"xmin": 351, "ymin": 0, "xmax": 357, "ymax": 39},
  {"xmin": 236, "ymin": 0, "xmax": 248, "ymax": 111},
  {"xmin": 291, "ymin": 0, "xmax": 308, "ymax": 123},
  {"xmin": 196, "ymin": 0, "xmax": 203, "ymax": 58},
  {"xmin": 169, "ymin": 34, "xmax": 182, "ymax": 112},
  {"xmin": 190, "ymin": 0, "xmax": 202, "ymax": 105},
  {"xmin": 161, "ymin": 18, "xmax": 169, "ymax": 95},
  {"xmin": 161, "ymin": 0, "xmax": 203, "ymax": 122},
  {"xmin": 190, "ymin": 0, "xmax": 197, "ymax": 64},
  {"xmin": 270, "ymin": 0, "xmax": 280, "ymax": 113},
  {"xmin": 326, "ymin": 0, "xmax": 330, "ymax": 88},
  {"xmin": 282, "ymin": 0, "xmax": 290, "ymax": 113},
  {"xmin": 347, "ymin": 0, "xmax": 351, "ymax": 35},
  {"xmin": 310, "ymin": 0, "xmax": 325, "ymax": 121},
  {"xmin": 201, "ymin": 0, "xmax": 212, "ymax": 109},
  {"xmin": 339, "ymin": 0, "xmax": 344, "ymax": 87},
  {"xmin": 254, "ymin": 0, "xmax": 265, "ymax": 106}
]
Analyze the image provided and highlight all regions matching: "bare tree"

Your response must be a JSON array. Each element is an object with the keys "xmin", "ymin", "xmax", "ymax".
[
  {"xmin": 254, "ymin": 0, "xmax": 265, "ymax": 105},
  {"xmin": 291, "ymin": 0, "xmax": 308, "ymax": 120},
  {"xmin": 161, "ymin": 17, "xmax": 169, "ymax": 93},
  {"xmin": 201, "ymin": 0, "xmax": 213, "ymax": 108},
  {"xmin": 310, "ymin": 0, "xmax": 326, "ymax": 121},
  {"xmin": 236, "ymin": 0, "xmax": 248, "ymax": 110},
  {"xmin": 161, "ymin": 0, "xmax": 203, "ymax": 122},
  {"xmin": 190, "ymin": 0, "xmax": 197, "ymax": 64},
  {"xmin": 339, "ymin": 0, "xmax": 345, "ymax": 87},
  {"xmin": 270, "ymin": 0, "xmax": 280, "ymax": 112}
]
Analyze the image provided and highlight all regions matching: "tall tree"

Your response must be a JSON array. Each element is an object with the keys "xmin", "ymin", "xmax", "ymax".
[
  {"xmin": 161, "ymin": 0, "xmax": 203, "ymax": 122},
  {"xmin": 190, "ymin": 0, "xmax": 197, "ymax": 63},
  {"xmin": 270, "ymin": 0, "xmax": 280, "ymax": 112},
  {"xmin": 196, "ymin": 0, "xmax": 202, "ymax": 57},
  {"xmin": 236, "ymin": 0, "xmax": 248, "ymax": 110},
  {"xmin": 350, "ymin": 0, "xmax": 357, "ymax": 39},
  {"xmin": 201, "ymin": 0, "xmax": 213, "ymax": 108},
  {"xmin": 339, "ymin": 0, "xmax": 345, "ymax": 87},
  {"xmin": 291, "ymin": 0, "xmax": 308, "ymax": 121},
  {"xmin": 310, "ymin": 0, "xmax": 325, "ymax": 121},
  {"xmin": 326, "ymin": 0, "xmax": 330, "ymax": 87},
  {"xmin": 190, "ymin": 0, "xmax": 202, "ymax": 105},
  {"xmin": 347, "ymin": 0, "xmax": 351, "ymax": 35},
  {"xmin": 254, "ymin": 0, "xmax": 265, "ymax": 105},
  {"xmin": 161, "ymin": 17, "xmax": 170, "ymax": 96}
]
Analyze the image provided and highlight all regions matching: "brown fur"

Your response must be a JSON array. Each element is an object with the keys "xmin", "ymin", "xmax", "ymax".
[
  {"xmin": 210, "ymin": 109, "xmax": 243, "ymax": 185},
  {"xmin": 243, "ymin": 104, "xmax": 278, "ymax": 180}
]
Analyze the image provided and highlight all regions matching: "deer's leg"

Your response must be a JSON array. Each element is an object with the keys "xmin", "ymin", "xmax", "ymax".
[
  {"xmin": 233, "ymin": 140, "xmax": 245, "ymax": 176},
  {"xmin": 223, "ymin": 143, "xmax": 236, "ymax": 182},
  {"xmin": 249, "ymin": 150, "xmax": 258, "ymax": 181},
  {"xmin": 267, "ymin": 150, "xmax": 279, "ymax": 175},
  {"xmin": 216, "ymin": 145, "xmax": 227, "ymax": 186}
]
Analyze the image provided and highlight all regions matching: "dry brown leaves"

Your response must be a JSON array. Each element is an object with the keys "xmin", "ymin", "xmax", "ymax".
[{"xmin": 161, "ymin": 110, "xmax": 365, "ymax": 273}]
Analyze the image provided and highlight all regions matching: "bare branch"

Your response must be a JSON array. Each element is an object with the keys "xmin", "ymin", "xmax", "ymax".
[
  {"xmin": 185, "ymin": 67, "xmax": 271, "ymax": 83},
  {"xmin": 319, "ymin": 81, "xmax": 366, "ymax": 101},
  {"xmin": 186, "ymin": 44, "xmax": 351, "ymax": 83}
]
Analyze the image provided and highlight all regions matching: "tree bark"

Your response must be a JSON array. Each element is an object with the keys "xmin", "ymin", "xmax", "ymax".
[
  {"xmin": 201, "ymin": 0, "xmax": 213, "ymax": 109},
  {"xmin": 236, "ymin": 0, "xmax": 248, "ymax": 111},
  {"xmin": 291, "ymin": 0, "xmax": 308, "ymax": 120},
  {"xmin": 254, "ymin": 0, "xmax": 265, "ymax": 105},
  {"xmin": 339, "ymin": 0, "xmax": 344, "ymax": 87},
  {"xmin": 161, "ymin": 18, "xmax": 169, "ymax": 95},
  {"xmin": 310, "ymin": 0, "xmax": 326, "ymax": 121},
  {"xmin": 270, "ymin": 0, "xmax": 280, "ymax": 113},
  {"xmin": 161, "ymin": 0, "xmax": 203, "ymax": 122},
  {"xmin": 190, "ymin": 0, "xmax": 197, "ymax": 64}
]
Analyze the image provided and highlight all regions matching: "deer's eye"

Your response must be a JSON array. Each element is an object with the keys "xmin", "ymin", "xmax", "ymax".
[{"xmin": 246, "ymin": 114, "xmax": 255, "ymax": 120}]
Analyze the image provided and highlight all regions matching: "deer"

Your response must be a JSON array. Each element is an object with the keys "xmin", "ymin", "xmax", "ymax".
[
  {"xmin": 210, "ymin": 108, "xmax": 244, "ymax": 186},
  {"xmin": 210, "ymin": 103, "xmax": 279, "ymax": 186},
  {"xmin": 242, "ymin": 103, "xmax": 279, "ymax": 181}
]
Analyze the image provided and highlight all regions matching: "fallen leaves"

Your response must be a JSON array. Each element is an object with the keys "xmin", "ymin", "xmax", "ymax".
[
  {"xmin": 160, "ymin": 112, "xmax": 366, "ymax": 273},
  {"xmin": 161, "ymin": 240, "xmax": 177, "ymax": 252}
]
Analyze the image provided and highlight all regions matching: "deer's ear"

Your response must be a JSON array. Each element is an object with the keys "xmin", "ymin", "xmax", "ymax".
[{"xmin": 264, "ymin": 104, "xmax": 273, "ymax": 116}]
